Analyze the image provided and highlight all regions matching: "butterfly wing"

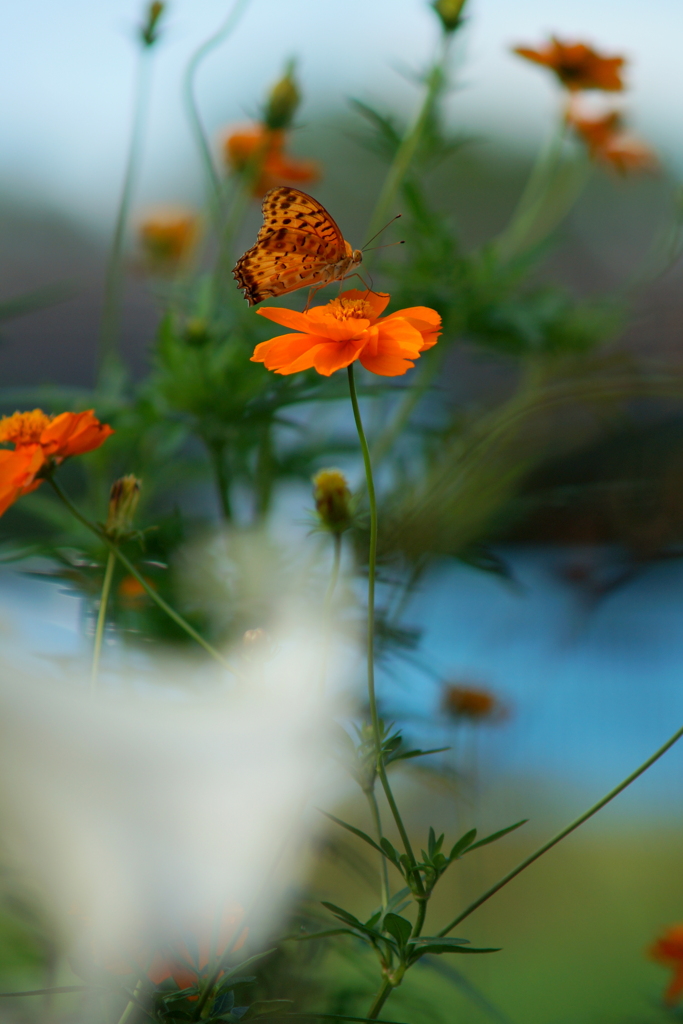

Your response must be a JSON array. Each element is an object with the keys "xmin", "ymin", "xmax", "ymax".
[{"xmin": 234, "ymin": 188, "xmax": 348, "ymax": 305}]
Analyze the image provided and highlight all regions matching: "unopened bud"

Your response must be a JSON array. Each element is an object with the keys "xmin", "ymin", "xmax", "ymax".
[
  {"xmin": 431, "ymin": 0, "xmax": 467, "ymax": 33},
  {"xmin": 264, "ymin": 60, "xmax": 301, "ymax": 131},
  {"xmin": 184, "ymin": 317, "xmax": 210, "ymax": 347},
  {"xmin": 141, "ymin": 2, "xmax": 165, "ymax": 47},
  {"xmin": 313, "ymin": 469, "xmax": 352, "ymax": 534},
  {"xmin": 106, "ymin": 475, "xmax": 141, "ymax": 540}
]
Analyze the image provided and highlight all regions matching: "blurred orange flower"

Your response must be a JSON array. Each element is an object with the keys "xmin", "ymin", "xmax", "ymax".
[
  {"xmin": 649, "ymin": 924, "xmax": 683, "ymax": 1004},
  {"xmin": 118, "ymin": 574, "xmax": 154, "ymax": 602},
  {"xmin": 0, "ymin": 409, "xmax": 113, "ymax": 516},
  {"xmin": 514, "ymin": 38, "xmax": 625, "ymax": 92},
  {"xmin": 138, "ymin": 207, "xmax": 200, "ymax": 271},
  {"xmin": 148, "ymin": 906, "xmax": 247, "ymax": 996},
  {"xmin": 252, "ymin": 290, "xmax": 441, "ymax": 377},
  {"xmin": 443, "ymin": 684, "xmax": 502, "ymax": 722},
  {"xmin": 566, "ymin": 106, "xmax": 658, "ymax": 174},
  {"xmin": 224, "ymin": 125, "xmax": 319, "ymax": 197}
]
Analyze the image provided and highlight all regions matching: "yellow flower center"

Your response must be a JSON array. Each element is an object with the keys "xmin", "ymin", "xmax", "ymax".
[
  {"xmin": 326, "ymin": 298, "xmax": 373, "ymax": 321},
  {"xmin": 0, "ymin": 409, "xmax": 52, "ymax": 446}
]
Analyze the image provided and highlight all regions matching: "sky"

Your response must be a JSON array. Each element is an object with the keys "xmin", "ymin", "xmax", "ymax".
[{"xmin": 0, "ymin": 0, "xmax": 681, "ymax": 232}]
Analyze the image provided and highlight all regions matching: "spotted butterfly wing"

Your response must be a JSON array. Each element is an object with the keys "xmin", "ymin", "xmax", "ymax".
[{"xmin": 233, "ymin": 187, "xmax": 361, "ymax": 306}]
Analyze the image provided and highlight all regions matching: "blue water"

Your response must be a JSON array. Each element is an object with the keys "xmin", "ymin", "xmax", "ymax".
[{"xmin": 378, "ymin": 546, "xmax": 683, "ymax": 815}]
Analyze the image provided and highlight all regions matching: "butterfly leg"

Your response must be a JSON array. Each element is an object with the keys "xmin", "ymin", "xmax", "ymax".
[{"xmin": 304, "ymin": 283, "xmax": 327, "ymax": 312}]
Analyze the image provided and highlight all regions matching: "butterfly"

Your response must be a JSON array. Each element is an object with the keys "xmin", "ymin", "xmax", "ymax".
[{"xmin": 233, "ymin": 187, "xmax": 363, "ymax": 307}]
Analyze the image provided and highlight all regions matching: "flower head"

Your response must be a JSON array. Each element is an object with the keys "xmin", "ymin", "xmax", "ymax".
[
  {"xmin": 432, "ymin": 0, "xmax": 467, "ymax": 34},
  {"xmin": 0, "ymin": 409, "xmax": 113, "ymax": 517},
  {"xmin": 263, "ymin": 60, "xmax": 301, "ymax": 130},
  {"xmin": 138, "ymin": 207, "xmax": 200, "ymax": 272},
  {"xmin": 106, "ymin": 475, "xmax": 142, "ymax": 540},
  {"xmin": 566, "ymin": 105, "xmax": 658, "ymax": 174},
  {"xmin": 223, "ymin": 125, "xmax": 319, "ymax": 198},
  {"xmin": 251, "ymin": 290, "xmax": 441, "ymax": 377},
  {"xmin": 313, "ymin": 468, "xmax": 352, "ymax": 533},
  {"xmin": 443, "ymin": 683, "xmax": 501, "ymax": 722},
  {"xmin": 514, "ymin": 38, "xmax": 626, "ymax": 92},
  {"xmin": 649, "ymin": 925, "xmax": 683, "ymax": 1004}
]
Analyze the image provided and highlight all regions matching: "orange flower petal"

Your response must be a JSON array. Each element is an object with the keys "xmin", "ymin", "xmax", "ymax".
[
  {"xmin": 40, "ymin": 410, "xmax": 114, "ymax": 459},
  {"xmin": 256, "ymin": 307, "xmax": 320, "ymax": 334},
  {"xmin": 310, "ymin": 340, "xmax": 366, "ymax": 376},
  {"xmin": 0, "ymin": 446, "xmax": 45, "ymax": 517},
  {"xmin": 359, "ymin": 351, "xmax": 416, "ymax": 376},
  {"xmin": 665, "ymin": 967, "xmax": 683, "ymax": 1006},
  {"xmin": 251, "ymin": 332, "xmax": 329, "ymax": 370}
]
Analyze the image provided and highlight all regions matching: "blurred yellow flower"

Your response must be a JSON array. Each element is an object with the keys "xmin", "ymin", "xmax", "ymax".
[{"xmin": 138, "ymin": 206, "xmax": 200, "ymax": 272}]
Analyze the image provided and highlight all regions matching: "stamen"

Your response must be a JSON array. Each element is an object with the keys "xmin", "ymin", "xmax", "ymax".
[{"xmin": 326, "ymin": 298, "xmax": 373, "ymax": 321}]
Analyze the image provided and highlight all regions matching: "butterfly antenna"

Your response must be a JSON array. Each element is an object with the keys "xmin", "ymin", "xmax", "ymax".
[
  {"xmin": 362, "ymin": 241, "xmax": 405, "ymax": 253},
  {"xmin": 362, "ymin": 214, "xmax": 402, "ymax": 251}
]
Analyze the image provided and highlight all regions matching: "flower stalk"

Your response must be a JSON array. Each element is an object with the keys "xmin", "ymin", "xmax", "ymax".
[{"xmin": 90, "ymin": 550, "xmax": 116, "ymax": 693}]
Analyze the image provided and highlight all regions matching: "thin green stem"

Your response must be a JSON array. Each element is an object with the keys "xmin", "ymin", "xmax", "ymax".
[
  {"xmin": 323, "ymin": 533, "xmax": 342, "ymax": 615},
  {"xmin": 366, "ymin": 978, "xmax": 394, "ymax": 1021},
  {"xmin": 90, "ymin": 549, "xmax": 115, "ymax": 692},
  {"xmin": 364, "ymin": 786, "xmax": 390, "ymax": 907},
  {"xmin": 363, "ymin": 35, "xmax": 450, "ymax": 261},
  {"xmin": 347, "ymin": 366, "xmax": 423, "ymax": 895},
  {"xmin": 207, "ymin": 439, "xmax": 232, "ymax": 520},
  {"xmin": 99, "ymin": 48, "xmax": 154, "ymax": 377},
  {"xmin": 183, "ymin": 0, "xmax": 251, "ymax": 216},
  {"xmin": 48, "ymin": 478, "xmax": 238, "ymax": 675},
  {"xmin": 438, "ymin": 720, "xmax": 683, "ymax": 937},
  {"xmin": 116, "ymin": 981, "xmax": 143, "ymax": 1024},
  {"xmin": 412, "ymin": 897, "xmax": 427, "ymax": 940}
]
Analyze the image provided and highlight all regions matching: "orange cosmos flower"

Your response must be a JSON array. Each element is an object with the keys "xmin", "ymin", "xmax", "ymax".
[
  {"xmin": 514, "ymin": 38, "xmax": 626, "ymax": 92},
  {"xmin": 251, "ymin": 290, "xmax": 441, "ymax": 377},
  {"xmin": 566, "ymin": 106, "xmax": 658, "ymax": 174},
  {"xmin": 147, "ymin": 906, "xmax": 247, "ymax": 996},
  {"xmin": 649, "ymin": 924, "xmax": 683, "ymax": 1004},
  {"xmin": 138, "ymin": 206, "xmax": 200, "ymax": 272},
  {"xmin": 224, "ymin": 124, "xmax": 319, "ymax": 198},
  {"xmin": 443, "ymin": 683, "xmax": 504, "ymax": 722},
  {"xmin": 0, "ymin": 409, "xmax": 113, "ymax": 516}
]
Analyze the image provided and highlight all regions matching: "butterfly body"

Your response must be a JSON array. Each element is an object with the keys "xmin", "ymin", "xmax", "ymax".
[{"xmin": 233, "ymin": 187, "xmax": 362, "ymax": 306}]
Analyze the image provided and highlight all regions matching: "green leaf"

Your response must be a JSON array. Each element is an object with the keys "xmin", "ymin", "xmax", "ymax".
[
  {"xmin": 383, "ymin": 913, "xmax": 413, "ymax": 948},
  {"xmin": 384, "ymin": 887, "xmax": 411, "ymax": 912},
  {"xmin": 320, "ymin": 902, "xmax": 364, "ymax": 929},
  {"xmin": 411, "ymin": 944, "xmax": 500, "ymax": 959},
  {"xmin": 242, "ymin": 1000, "xmax": 294, "ymax": 1019},
  {"xmin": 388, "ymin": 746, "xmax": 450, "ymax": 762},
  {"xmin": 379, "ymin": 838, "xmax": 401, "ymax": 867},
  {"xmin": 222, "ymin": 950, "xmax": 277, "ymax": 980},
  {"xmin": 449, "ymin": 829, "xmax": 477, "ymax": 860},
  {"xmin": 319, "ymin": 811, "xmax": 385, "ymax": 857},
  {"xmin": 286, "ymin": 929, "xmax": 356, "ymax": 942},
  {"xmin": 465, "ymin": 820, "xmax": 528, "ymax": 852}
]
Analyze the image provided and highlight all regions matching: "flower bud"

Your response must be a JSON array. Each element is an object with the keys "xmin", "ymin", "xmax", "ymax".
[
  {"xmin": 184, "ymin": 317, "xmax": 210, "ymax": 347},
  {"xmin": 264, "ymin": 60, "xmax": 301, "ymax": 131},
  {"xmin": 106, "ymin": 475, "xmax": 141, "ymax": 540},
  {"xmin": 140, "ymin": 2, "xmax": 165, "ymax": 47},
  {"xmin": 312, "ymin": 469, "xmax": 352, "ymax": 534},
  {"xmin": 431, "ymin": 0, "xmax": 467, "ymax": 33}
]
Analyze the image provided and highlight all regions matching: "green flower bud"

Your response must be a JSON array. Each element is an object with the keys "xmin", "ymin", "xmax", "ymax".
[
  {"xmin": 141, "ymin": 2, "xmax": 165, "ymax": 48},
  {"xmin": 431, "ymin": 0, "xmax": 467, "ymax": 34},
  {"xmin": 313, "ymin": 469, "xmax": 352, "ymax": 534},
  {"xmin": 106, "ymin": 475, "xmax": 141, "ymax": 540},
  {"xmin": 264, "ymin": 60, "xmax": 301, "ymax": 131}
]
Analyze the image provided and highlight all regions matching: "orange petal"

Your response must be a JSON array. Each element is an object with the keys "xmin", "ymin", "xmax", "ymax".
[
  {"xmin": 375, "ymin": 318, "xmax": 426, "ymax": 356},
  {"xmin": 359, "ymin": 350, "xmax": 416, "ymax": 376},
  {"xmin": 310, "ymin": 340, "xmax": 366, "ymax": 376},
  {"xmin": 665, "ymin": 968, "xmax": 683, "ymax": 1005},
  {"xmin": 256, "ymin": 307, "xmax": 318, "ymax": 334},
  {"xmin": 304, "ymin": 310, "xmax": 371, "ymax": 342},
  {"xmin": 41, "ymin": 410, "xmax": 113, "ymax": 459},
  {"xmin": 0, "ymin": 446, "xmax": 46, "ymax": 517},
  {"xmin": 251, "ymin": 332, "xmax": 325, "ymax": 370}
]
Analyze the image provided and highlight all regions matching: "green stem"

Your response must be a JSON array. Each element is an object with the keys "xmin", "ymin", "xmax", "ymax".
[
  {"xmin": 323, "ymin": 533, "xmax": 342, "ymax": 615},
  {"xmin": 116, "ymin": 981, "xmax": 143, "ymax": 1024},
  {"xmin": 366, "ymin": 978, "xmax": 394, "ymax": 1021},
  {"xmin": 347, "ymin": 365, "xmax": 423, "ymax": 895},
  {"xmin": 412, "ymin": 897, "xmax": 427, "ymax": 939},
  {"xmin": 48, "ymin": 478, "xmax": 238, "ymax": 675},
  {"xmin": 98, "ymin": 48, "xmax": 154, "ymax": 378},
  {"xmin": 207, "ymin": 439, "xmax": 232, "ymax": 520},
  {"xmin": 438, "ymin": 720, "xmax": 683, "ymax": 937},
  {"xmin": 364, "ymin": 786, "xmax": 390, "ymax": 907},
  {"xmin": 363, "ymin": 36, "xmax": 450, "ymax": 260},
  {"xmin": 183, "ymin": 0, "xmax": 251, "ymax": 217},
  {"xmin": 90, "ymin": 549, "xmax": 115, "ymax": 692}
]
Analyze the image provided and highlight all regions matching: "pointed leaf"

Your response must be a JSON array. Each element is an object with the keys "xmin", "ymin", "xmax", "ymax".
[
  {"xmin": 383, "ymin": 913, "xmax": 413, "ymax": 948},
  {"xmin": 465, "ymin": 820, "xmax": 528, "ymax": 853},
  {"xmin": 380, "ymin": 838, "xmax": 401, "ymax": 867},
  {"xmin": 319, "ymin": 811, "xmax": 385, "ymax": 857},
  {"xmin": 411, "ymin": 944, "xmax": 500, "ymax": 959},
  {"xmin": 449, "ymin": 829, "xmax": 477, "ymax": 860}
]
